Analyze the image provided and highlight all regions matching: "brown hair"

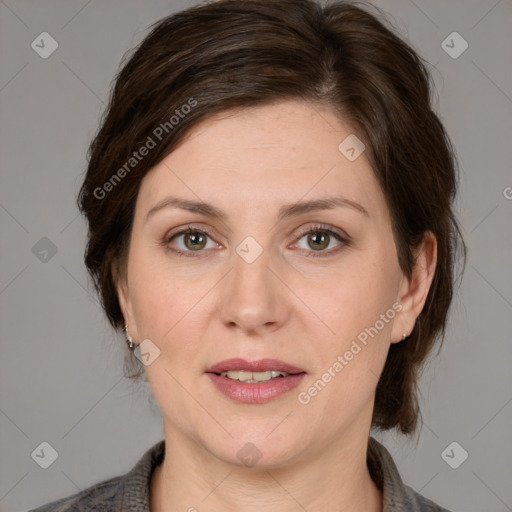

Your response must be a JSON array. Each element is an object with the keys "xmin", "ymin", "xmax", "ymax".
[{"xmin": 78, "ymin": 0, "xmax": 466, "ymax": 435}]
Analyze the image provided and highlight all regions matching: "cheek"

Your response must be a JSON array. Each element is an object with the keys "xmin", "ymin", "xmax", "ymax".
[
  {"xmin": 127, "ymin": 246, "xmax": 214, "ymax": 356},
  {"xmin": 127, "ymin": 246, "xmax": 181, "ymax": 337},
  {"xmin": 301, "ymin": 249, "xmax": 399, "ymax": 405},
  {"xmin": 310, "ymin": 256, "xmax": 398, "ymax": 342}
]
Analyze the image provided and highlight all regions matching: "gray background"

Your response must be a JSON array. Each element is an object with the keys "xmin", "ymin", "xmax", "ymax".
[{"xmin": 0, "ymin": 0, "xmax": 511, "ymax": 511}]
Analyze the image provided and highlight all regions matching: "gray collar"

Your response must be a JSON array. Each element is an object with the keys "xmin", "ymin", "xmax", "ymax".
[{"xmin": 114, "ymin": 437, "xmax": 450, "ymax": 511}]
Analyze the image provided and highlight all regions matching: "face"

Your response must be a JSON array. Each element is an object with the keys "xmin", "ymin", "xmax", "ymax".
[{"xmin": 117, "ymin": 99, "xmax": 429, "ymax": 468}]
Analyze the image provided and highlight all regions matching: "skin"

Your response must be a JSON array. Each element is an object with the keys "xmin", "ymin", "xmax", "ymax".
[{"xmin": 116, "ymin": 99, "xmax": 437, "ymax": 512}]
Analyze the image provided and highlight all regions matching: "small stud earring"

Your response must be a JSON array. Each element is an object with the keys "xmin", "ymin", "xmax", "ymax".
[
  {"xmin": 123, "ymin": 324, "xmax": 135, "ymax": 349},
  {"xmin": 402, "ymin": 333, "xmax": 408, "ymax": 340}
]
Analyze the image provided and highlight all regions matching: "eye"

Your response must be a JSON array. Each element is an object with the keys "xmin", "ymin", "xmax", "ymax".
[
  {"xmin": 162, "ymin": 223, "xmax": 349, "ymax": 258},
  {"xmin": 292, "ymin": 224, "xmax": 348, "ymax": 257},
  {"xmin": 164, "ymin": 226, "xmax": 217, "ymax": 257}
]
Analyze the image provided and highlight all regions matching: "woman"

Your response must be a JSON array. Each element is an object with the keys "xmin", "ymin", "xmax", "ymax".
[{"xmin": 31, "ymin": 0, "xmax": 465, "ymax": 510}]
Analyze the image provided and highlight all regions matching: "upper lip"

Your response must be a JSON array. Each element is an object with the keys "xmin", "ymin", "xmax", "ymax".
[{"xmin": 206, "ymin": 358, "xmax": 306, "ymax": 375}]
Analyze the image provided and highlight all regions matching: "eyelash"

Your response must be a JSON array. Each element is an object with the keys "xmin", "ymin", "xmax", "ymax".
[{"xmin": 162, "ymin": 223, "xmax": 349, "ymax": 259}]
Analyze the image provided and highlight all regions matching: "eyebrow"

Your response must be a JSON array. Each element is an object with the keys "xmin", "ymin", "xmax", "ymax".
[{"xmin": 145, "ymin": 195, "xmax": 369, "ymax": 223}]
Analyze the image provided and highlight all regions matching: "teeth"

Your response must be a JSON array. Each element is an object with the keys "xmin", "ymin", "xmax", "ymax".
[{"xmin": 220, "ymin": 370, "xmax": 289, "ymax": 382}]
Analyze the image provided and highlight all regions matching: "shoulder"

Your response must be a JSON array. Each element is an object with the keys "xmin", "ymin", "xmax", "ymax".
[
  {"xmin": 403, "ymin": 482, "xmax": 454, "ymax": 512},
  {"xmin": 367, "ymin": 436, "xmax": 454, "ymax": 512},
  {"xmin": 28, "ymin": 475, "xmax": 122, "ymax": 512},
  {"xmin": 28, "ymin": 439, "xmax": 165, "ymax": 512}
]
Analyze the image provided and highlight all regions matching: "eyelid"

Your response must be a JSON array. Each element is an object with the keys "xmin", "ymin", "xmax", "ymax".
[
  {"xmin": 164, "ymin": 223, "xmax": 219, "ymax": 242},
  {"xmin": 293, "ymin": 223, "xmax": 348, "ymax": 241}
]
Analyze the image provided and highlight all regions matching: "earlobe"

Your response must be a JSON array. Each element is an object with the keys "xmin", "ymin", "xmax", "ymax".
[{"xmin": 391, "ymin": 231, "xmax": 437, "ymax": 343}]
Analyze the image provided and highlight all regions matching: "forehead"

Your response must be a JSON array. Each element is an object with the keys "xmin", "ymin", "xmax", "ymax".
[{"xmin": 137, "ymin": 100, "xmax": 388, "ymax": 221}]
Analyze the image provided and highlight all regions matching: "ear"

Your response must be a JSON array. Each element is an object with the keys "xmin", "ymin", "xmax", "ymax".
[
  {"xmin": 391, "ymin": 231, "xmax": 437, "ymax": 344},
  {"xmin": 113, "ymin": 260, "xmax": 139, "ymax": 341}
]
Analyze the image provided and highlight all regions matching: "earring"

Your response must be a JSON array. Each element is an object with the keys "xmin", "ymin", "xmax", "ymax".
[
  {"xmin": 402, "ymin": 333, "xmax": 408, "ymax": 340},
  {"xmin": 123, "ymin": 324, "xmax": 135, "ymax": 349}
]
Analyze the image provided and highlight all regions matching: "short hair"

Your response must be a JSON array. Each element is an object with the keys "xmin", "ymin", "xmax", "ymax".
[{"xmin": 78, "ymin": 0, "xmax": 466, "ymax": 435}]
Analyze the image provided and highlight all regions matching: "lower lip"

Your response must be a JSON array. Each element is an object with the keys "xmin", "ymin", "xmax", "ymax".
[{"xmin": 206, "ymin": 373, "xmax": 306, "ymax": 404}]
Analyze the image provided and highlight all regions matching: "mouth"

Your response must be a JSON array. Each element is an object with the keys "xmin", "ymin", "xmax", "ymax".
[
  {"xmin": 206, "ymin": 358, "xmax": 306, "ymax": 379},
  {"xmin": 217, "ymin": 369, "xmax": 291, "ymax": 383},
  {"xmin": 205, "ymin": 358, "xmax": 306, "ymax": 404}
]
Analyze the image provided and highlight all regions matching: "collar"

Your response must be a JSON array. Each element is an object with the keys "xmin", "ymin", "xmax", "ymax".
[{"xmin": 116, "ymin": 437, "xmax": 446, "ymax": 511}]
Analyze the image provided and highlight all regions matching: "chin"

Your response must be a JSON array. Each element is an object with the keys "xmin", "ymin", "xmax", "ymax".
[{"xmin": 206, "ymin": 429, "xmax": 304, "ymax": 470}]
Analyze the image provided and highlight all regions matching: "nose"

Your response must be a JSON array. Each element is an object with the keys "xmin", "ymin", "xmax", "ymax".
[{"xmin": 218, "ymin": 242, "xmax": 291, "ymax": 336}]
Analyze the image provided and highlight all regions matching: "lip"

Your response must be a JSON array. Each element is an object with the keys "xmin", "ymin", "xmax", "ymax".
[
  {"xmin": 205, "ymin": 358, "xmax": 306, "ymax": 404},
  {"xmin": 206, "ymin": 358, "xmax": 305, "ymax": 375}
]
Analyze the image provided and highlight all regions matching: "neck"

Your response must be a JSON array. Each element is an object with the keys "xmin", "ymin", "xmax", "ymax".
[{"xmin": 150, "ymin": 426, "xmax": 383, "ymax": 512}]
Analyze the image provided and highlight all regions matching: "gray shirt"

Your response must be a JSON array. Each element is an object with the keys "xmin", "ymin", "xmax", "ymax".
[{"xmin": 29, "ymin": 437, "xmax": 452, "ymax": 511}]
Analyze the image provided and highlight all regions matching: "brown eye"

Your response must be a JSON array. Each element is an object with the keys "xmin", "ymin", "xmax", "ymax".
[
  {"xmin": 165, "ymin": 228, "xmax": 216, "ymax": 256},
  {"xmin": 294, "ymin": 225, "xmax": 349, "ymax": 257},
  {"xmin": 306, "ymin": 231, "xmax": 330, "ymax": 251},
  {"xmin": 183, "ymin": 231, "xmax": 207, "ymax": 251}
]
